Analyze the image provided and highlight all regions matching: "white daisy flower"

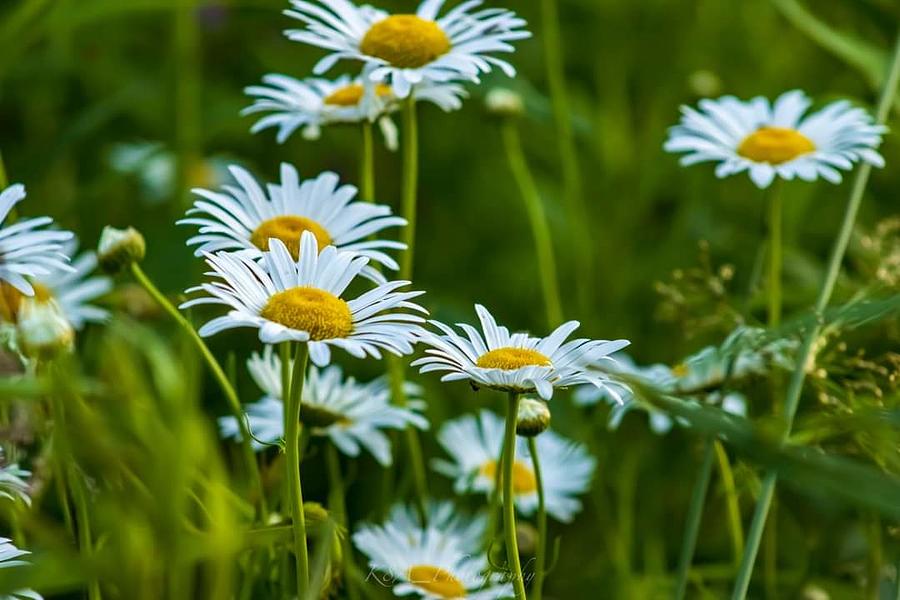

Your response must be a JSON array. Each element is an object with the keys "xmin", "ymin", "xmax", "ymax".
[
  {"xmin": 664, "ymin": 89, "xmax": 886, "ymax": 188},
  {"xmin": 0, "ymin": 452, "xmax": 31, "ymax": 507},
  {"xmin": 412, "ymin": 304, "xmax": 629, "ymax": 401},
  {"xmin": 433, "ymin": 411, "xmax": 595, "ymax": 523},
  {"xmin": 0, "ymin": 184, "xmax": 73, "ymax": 296},
  {"xmin": 181, "ymin": 230, "xmax": 426, "ymax": 366},
  {"xmin": 0, "ymin": 538, "xmax": 42, "ymax": 600},
  {"xmin": 219, "ymin": 345, "xmax": 427, "ymax": 465},
  {"xmin": 353, "ymin": 501, "xmax": 512, "ymax": 599},
  {"xmin": 284, "ymin": 0, "xmax": 531, "ymax": 98},
  {"xmin": 179, "ymin": 163, "xmax": 406, "ymax": 283},
  {"xmin": 243, "ymin": 73, "xmax": 467, "ymax": 145}
]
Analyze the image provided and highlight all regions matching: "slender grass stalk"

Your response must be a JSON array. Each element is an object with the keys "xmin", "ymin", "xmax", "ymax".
[
  {"xmin": 893, "ymin": 551, "xmax": 900, "ymax": 600},
  {"xmin": 767, "ymin": 182, "xmax": 784, "ymax": 327},
  {"xmin": 173, "ymin": 0, "xmax": 200, "ymax": 207},
  {"xmin": 713, "ymin": 440, "xmax": 744, "ymax": 569},
  {"xmin": 325, "ymin": 444, "xmax": 361, "ymax": 600},
  {"xmin": 527, "ymin": 438, "xmax": 547, "ymax": 600},
  {"xmin": 730, "ymin": 31, "xmax": 900, "ymax": 600},
  {"xmin": 500, "ymin": 120, "xmax": 564, "ymax": 328},
  {"xmin": 502, "ymin": 393, "xmax": 527, "ymax": 600},
  {"xmin": 388, "ymin": 95, "xmax": 429, "ymax": 522},
  {"xmin": 69, "ymin": 465, "xmax": 101, "ymax": 600},
  {"xmin": 360, "ymin": 122, "xmax": 375, "ymax": 203},
  {"xmin": 539, "ymin": 0, "xmax": 592, "ymax": 314},
  {"xmin": 130, "ymin": 263, "xmax": 265, "ymax": 516},
  {"xmin": 285, "ymin": 342, "xmax": 311, "ymax": 596},
  {"xmin": 673, "ymin": 439, "xmax": 716, "ymax": 600}
]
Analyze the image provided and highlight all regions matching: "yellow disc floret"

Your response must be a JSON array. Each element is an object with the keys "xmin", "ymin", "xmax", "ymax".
[
  {"xmin": 260, "ymin": 286, "xmax": 352, "ymax": 340},
  {"xmin": 476, "ymin": 347, "xmax": 552, "ymax": 370},
  {"xmin": 250, "ymin": 216, "xmax": 332, "ymax": 260},
  {"xmin": 324, "ymin": 83, "xmax": 393, "ymax": 106},
  {"xmin": 360, "ymin": 15, "xmax": 451, "ymax": 69},
  {"xmin": 737, "ymin": 126, "xmax": 815, "ymax": 165},
  {"xmin": 479, "ymin": 459, "xmax": 538, "ymax": 494},
  {"xmin": 0, "ymin": 282, "xmax": 53, "ymax": 324},
  {"xmin": 407, "ymin": 565, "xmax": 467, "ymax": 598}
]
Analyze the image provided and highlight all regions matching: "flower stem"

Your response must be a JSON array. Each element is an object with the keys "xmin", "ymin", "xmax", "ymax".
[
  {"xmin": 539, "ymin": 0, "xmax": 593, "ymax": 315},
  {"xmin": 325, "ymin": 444, "xmax": 361, "ymax": 600},
  {"xmin": 730, "ymin": 30, "xmax": 900, "ymax": 600},
  {"xmin": 285, "ymin": 342, "xmax": 311, "ymax": 596},
  {"xmin": 69, "ymin": 464, "xmax": 101, "ymax": 600},
  {"xmin": 766, "ymin": 181, "xmax": 783, "ymax": 327},
  {"xmin": 713, "ymin": 440, "xmax": 744, "ymax": 569},
  {"xmin": 503, "ymin": 392, "xmax": 527, "ymax": 600},
  {"xmin": 527, "ymin": 437, "xmax": 547, "ymax": 600},
  {"xmin": 360, "ymin": 121, "xmax": 375, "ymax": 203},
  {"xmin": 673, "ymin": 439, "xmax": 716, "ymax": 600},
  {"xmin": 130, "ymin": 263, "xmax": 265, "ymax": 516},
  {"xmin": 500, "ymin": 120, "xmax": 564, "ymax": 328}
]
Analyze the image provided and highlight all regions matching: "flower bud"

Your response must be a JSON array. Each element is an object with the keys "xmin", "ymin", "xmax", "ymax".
[
  {"xmin": 516, "ymin": 397, "xmax": 550, "ymax": 437},
  {"xmin": 98, "ymin": 226, "xmax": 145, "ymax": 274},
  {"xmin": 485, "ymin": 88, "xmax": 524, "ymax": 119},
  {"xmin": 17, "ymin": 298, "xmax": 74, "ymax": 358}
]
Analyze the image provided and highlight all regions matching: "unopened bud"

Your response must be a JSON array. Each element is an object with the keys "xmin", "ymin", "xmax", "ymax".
[
  {"xmin": 17, "ymin": 298, "xmax": 74, "ymax": 358},
  {"xmin": 485, "ymin": 88, "xmax": 524, "ymax": 118},
  {"xmin": 516, "ymin": 397, "xmax": 550, "ymax": 437},
  {"xmin": 98, "ymin": 226, "xmax": 145, "ymax": 274}
]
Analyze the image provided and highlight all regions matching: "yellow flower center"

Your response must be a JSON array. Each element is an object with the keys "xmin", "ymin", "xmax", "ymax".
[
  {"xmin": 360, "ymin": 15, "xmax": 451, "ymax": 69},
  {"xmin": 737, "ymin": 126, "xmax": 815, "ymax": 165},
  {"xmin": 249, "ymin": 216, "xmax": 332, "ymax": 260},
  {"xmin": 260, "ymin": 286, "xmax": 352, "ymax": 341},
  {"xmin": 323, "ymin": 83, "xmax": 393, "ymax": 106},
  {"xmin": 0, "ymin": 282, "xmax": 53, "ymax": 324},
  {"xmin": 407, "ymin": 565, "xmax": 466, "ymax": 598},
  {"xmin": 476, "ymin": 347, "xmax": 552, "ymax": 370},
  {"xmin": 479, "ymin": 459, "xmax": 538, "ymax": 495}
]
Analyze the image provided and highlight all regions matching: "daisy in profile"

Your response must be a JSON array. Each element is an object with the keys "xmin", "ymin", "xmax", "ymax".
[
  {"xmin": 243, "ymin": 73, "xmax": 466, "ymax": 145},
  {"xmin": 664, "ymin": 89, "xmax": 885, "ymax": 188},
  {"xmin": 412, "ymin": 304, "xmax": 629, "ymax": 401},
  {"xmin": 181, "ymin": 230, "xmax": 425, "ymax": 366},
  {"xmin": 353, "ymin": 501, "xmax": 512, "ymax": 599},
  {"xmin": 180, "ymin": 164, "xmax": 406, "ymax": 283},
  {"xmin": 433, "ymin": 411, "xmax": 595, "ymax": 522},
  {"xmin": 0, "ymin": 184, "xmax": 72, "ymax": 296},
  {"xmin": 284, "ymin": 0, "xmax": 531, "ymax": 97},
  {"xmin": 219, "ymin": 345, "xmax": 427, "ymax": 465}
]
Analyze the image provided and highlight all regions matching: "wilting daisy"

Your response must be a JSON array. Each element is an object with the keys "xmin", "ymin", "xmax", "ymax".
[
  {"xmin": 433, "ymin": 411, "xmax": 595, "ymax": 522},
  {"xmin": 0, "ymin": 184, "xmax": 72, "ymax": 296},
  {"xmin": 353, "ymin": 501, "xmax": 512, "ymax": 599},
  {"xmin": 243, "ymin": 73, "xmax": 466, "ymax": 145},
  {"xmin": 219, "ymin": 345, "xmax": 427, "ymax": 465},
  {"xmin": 284, "ymin": 0, "xmax": 531, "ymax": 97},
  {"xmin": 412, "ymin": 304, "xmax": 629, "ymax": 401},
  {"xmin": 664, "ymin": 89, "xmax": 885, "ymax": 188},
  {"xmin": 182, "ymin": 231, "xmax": 425, "ymax": 366},
  {"xmin": 0, "ymin": 538, "xmax": 42, "ymax": 600},
  {"xmin": 180, "ymin": 164, "xmax": 406, "ymax": 283}
]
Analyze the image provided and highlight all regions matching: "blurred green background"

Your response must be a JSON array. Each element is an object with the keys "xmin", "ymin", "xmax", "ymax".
[{"xmin": 3, "ymin": 0, "xmax": 900, "ymax": 598}]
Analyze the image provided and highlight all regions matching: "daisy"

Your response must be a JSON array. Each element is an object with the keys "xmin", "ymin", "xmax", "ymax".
[
  {"xmin": 181, "ymin": 230, "xmax": 426, "ymax": 366},
  {"xmin": 0, "ymin": 184, "xmax": 73, "ymax": 296},
  {"xmin": 284, "ymin": 0, "xmax": 531, "ymax": 98},
  {"xmin": 179, "ymin": 163, "xmax": 406, "ymax": 283},
  {"xmin": 433, "ymin": 411, "xmax": 595, "ymax": 522},
  {"xmin": 0, "ymin": 451, "xmax": 31, "ymax": 507},
  {"xmin": 219, "ymin": 345, "xmax": 427, "ymax": 465},
  {"xmin": 353, "ymin": 501, "xmax": 512, "ymax": 599},
  {"xmin": 243, "ymin": 73, "xmax": 467, "ymax": 145},
  {"xmin": 0, "ymin": 538, "xmax": 42, "ymax": 600},
  {"xmin": 412, "ymin": 304, "xmax": 629, "ymax": 401},
  {"xmin": 664, "ymin": 89, "xmax": 885, "ymax": 188}
]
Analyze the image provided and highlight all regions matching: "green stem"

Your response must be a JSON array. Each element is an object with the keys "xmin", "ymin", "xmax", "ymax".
[
  {"xmin": 673, "ymin": 439, "xmax": 716, "ymax": 600},
  {"xmin": 325, "ymin": 444, "xmax": 361, "ymax": 600},
  {"xmin": 527, "ymin": 438, "xmax": 546, "ymax": 600},
  {"xmin": 502, "ymin": 393, "xmax": 527, "ymax": 600},
  {"xmin": 387, "ymin": 357, "xmax": 429, "ymax": 524},
  {"xmin": 0, "ymin": 149, "xmax": 8, "ymax": 189},
  {"xmin": 713, "ymin": 440, "xmax": 744, "ymax": 569},
  {"xmin": 730, "ymin": 31, "xmax": 900, "ymax": 600},
  {"xmin": 893, "ymin": 551, "xmax": 900, "ymax": 600},
  {"xmin": 70, "ymin": 465, "xmax": 101, "ymax": 600},
  {"xmin": 767, "ymin": 182, "xmax": 783, "ymax": 327},
  {"xmin": 130, "ymin": 263, "xmax": 265, "ymax": 516},
  {"xmin": 500, "ymin": 121, "xmax": 564, "ymax": 328},
  {"xmin": 285, "ymin": 342, "xmax": 311, "ymax": 596},
  {"xmin": 360, "ymin": 121, "xmax": 375, "ymax": 203},
  {"xmin": 539, "ymin": 0, "xmax": 592, "ymax": 314}
]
